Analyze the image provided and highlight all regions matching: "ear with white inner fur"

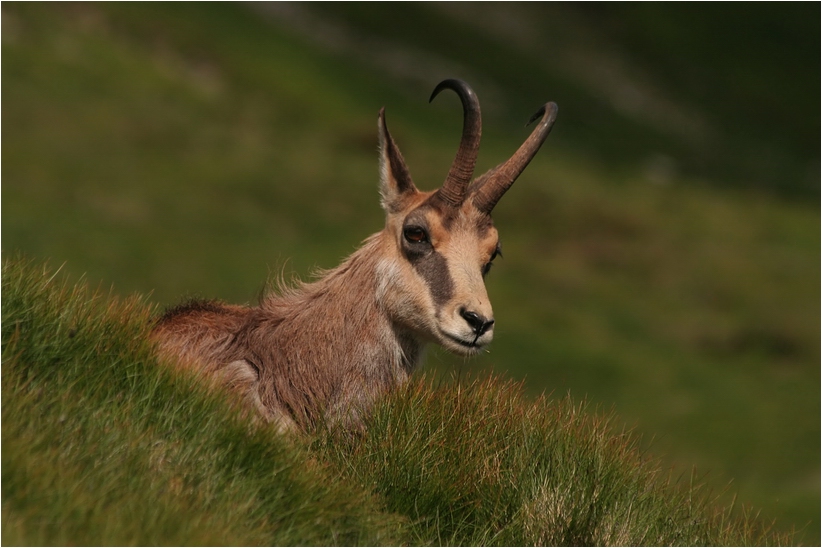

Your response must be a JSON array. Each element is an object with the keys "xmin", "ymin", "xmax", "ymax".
[{"xmin": 378, "ymin": 107, "xmax": 418, "ymax": 213}]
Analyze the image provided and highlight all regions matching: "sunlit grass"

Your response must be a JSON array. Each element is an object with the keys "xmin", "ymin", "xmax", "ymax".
[
  {"xmin": 1, "ymin": 256, "xmax": 405, "ymax": 546},
  {"xmin": 317, "ymin": 372, "xmax": 789, "ymax": 546},
  {"xmin": 2, "ymin": 257, "xmax": 791, "ymax": 545}
]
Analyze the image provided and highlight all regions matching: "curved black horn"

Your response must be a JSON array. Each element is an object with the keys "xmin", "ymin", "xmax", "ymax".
[
  {"xmin": 429, "ymin": 79, "xmax": 482, "ymax": 207},
  {"xmin": 472, "ymin": 102, "xmax": 558, "ymax": 215}
]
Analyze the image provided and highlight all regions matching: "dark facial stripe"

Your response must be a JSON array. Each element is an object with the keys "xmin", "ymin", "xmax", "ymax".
[
  {"xmin": 401, "ymin": 205, "xmax": 459, "ymax": 307},
  {"xmin": 404, "ymin": 242, "xmax": 455, "ymax": 307},
  {"xmin": 415, "ymin": 251, "xmax": 454, "ymax": 307}
]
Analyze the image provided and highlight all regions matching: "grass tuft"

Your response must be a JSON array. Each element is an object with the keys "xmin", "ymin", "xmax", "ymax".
[{"xmin": 316, "ymin": 374, "xmax": 789, "ymax": 545}]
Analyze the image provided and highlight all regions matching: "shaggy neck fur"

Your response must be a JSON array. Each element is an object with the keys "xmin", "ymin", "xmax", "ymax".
[{"xmin": 251, "ymin": 231, "xmax": 425, "ymax": 426}]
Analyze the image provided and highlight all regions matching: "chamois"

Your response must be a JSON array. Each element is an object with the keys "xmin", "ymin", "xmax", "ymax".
[{"xmin": 152, "ymin": 79, "xmax": 557, "ymax": 431}]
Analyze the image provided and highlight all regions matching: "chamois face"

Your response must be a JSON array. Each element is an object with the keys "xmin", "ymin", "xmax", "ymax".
[
  {"xmin": 380, "ymin": 191, "xmax": 501, "ymax": 355},
  {"xmin": 374, "ymin": 79, "xmax": 557, "ymax": 357}
]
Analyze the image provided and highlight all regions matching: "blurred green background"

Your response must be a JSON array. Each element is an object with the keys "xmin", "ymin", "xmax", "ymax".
[{"xmin": 3, "ymin": 2, "xmax": 818, "ymax": 543}]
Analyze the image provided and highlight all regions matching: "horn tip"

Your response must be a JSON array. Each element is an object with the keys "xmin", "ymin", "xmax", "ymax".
[
  {"xmin": 526, "ymin": 102, "xmax": 558, "ymax": 127},
  {"xmin": 429, "ymin": 78, "xmax": 473, "ymax": 104},
  {"xmin": 429, "ymin": 81, "xmax": 448, "ymax": 103}
]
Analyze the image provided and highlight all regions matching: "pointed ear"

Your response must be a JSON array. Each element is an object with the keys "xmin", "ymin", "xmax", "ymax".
[{"xmin": 378, "ymin": 108, "xmax": 418, "ymax": 213}]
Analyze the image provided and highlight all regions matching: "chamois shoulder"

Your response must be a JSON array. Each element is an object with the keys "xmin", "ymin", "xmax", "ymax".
[{"xmin": 155, "ymin": 298, "xmax": 249, "ymax": 327}]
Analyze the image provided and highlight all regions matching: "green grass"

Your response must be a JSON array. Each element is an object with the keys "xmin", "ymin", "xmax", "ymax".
[
  {"xmin": 2, "ymin": 256, "xmax": 790, "ymax": 545},
  {"xmin": 317, "ymin": 374, "xmax": 788, "ymax": 546},
  {"xmin": 1, "ymin": 256, "xmax": 404, "ymax": 546},
  {"xmin": 2, "ymin": 2, "xmax": 818, "ymax": 543}
]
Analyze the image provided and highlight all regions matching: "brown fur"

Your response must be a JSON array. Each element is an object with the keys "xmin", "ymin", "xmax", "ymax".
[
  {"xmin": 153, "ymin": 234, "xmax": 418, "ymax": 431},
  {"xmin": 151, "ymin": 80, "xmax": 555, "ymax": 432}
]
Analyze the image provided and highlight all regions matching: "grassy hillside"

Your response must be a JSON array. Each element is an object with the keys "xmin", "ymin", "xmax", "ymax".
[
  {"xmin": 1, "ymin": 256, "xmax": 404, "ymax": 545},
  {"xmin": 2, "ymin": 2, "xmax": 818, "ymax": 543},
  {"xmin": 2, "ymin": 256, "xmax": 789, "ymax": 545}
]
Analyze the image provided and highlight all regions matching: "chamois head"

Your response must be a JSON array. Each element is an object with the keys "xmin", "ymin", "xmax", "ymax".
[{"xmin": 375, "ymin": 79, "xmax": 558, "ymax": 356}]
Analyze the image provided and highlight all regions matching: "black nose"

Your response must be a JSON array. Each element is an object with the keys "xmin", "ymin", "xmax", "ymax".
[{"xmin": 460, "ymin": 309, "xmax": 495, "ymax": 336}]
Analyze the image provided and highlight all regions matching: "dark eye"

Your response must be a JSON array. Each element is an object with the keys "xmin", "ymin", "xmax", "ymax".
[
  {"xmin": 403, "ymin": 226, "xmax": 428, "ymax": 244},
  {"xmin": 482, "ymin": 244, "xmax": 502, "ymax": 277}
]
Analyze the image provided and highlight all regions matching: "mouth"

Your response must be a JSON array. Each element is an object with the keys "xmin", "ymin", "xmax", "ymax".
[{"xmin": 442, "ymin": 331, "xmax": 487, "ymax": 354}]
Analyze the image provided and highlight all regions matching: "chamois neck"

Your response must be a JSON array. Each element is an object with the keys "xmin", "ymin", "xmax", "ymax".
[{"xmin": 262, "ymin": 232, "xmax": 425, "ymax": 374}]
